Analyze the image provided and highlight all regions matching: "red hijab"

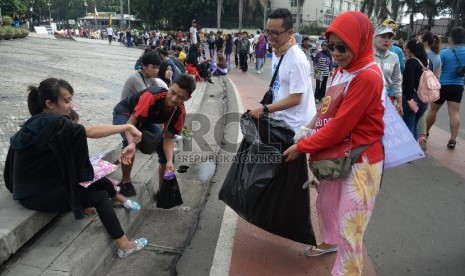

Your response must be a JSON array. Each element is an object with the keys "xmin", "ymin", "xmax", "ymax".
[{"xmin": 326, "ymin": 11, "xmax": 375, "ymax": 73}]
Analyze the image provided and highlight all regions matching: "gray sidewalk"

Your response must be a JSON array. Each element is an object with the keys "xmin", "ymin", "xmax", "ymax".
[
  {"xmin": 0, "ymin": 35, "xmax": 142, "ymax": 189},
  {"xmin": 0, "ymin": 35, "xmax": 236, "ymax": 276}
]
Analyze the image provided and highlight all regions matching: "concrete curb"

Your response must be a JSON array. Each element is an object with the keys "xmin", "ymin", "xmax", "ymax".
[{"xmin": 209, "ymin": 76, "xmax": 244, "ymax": 276}]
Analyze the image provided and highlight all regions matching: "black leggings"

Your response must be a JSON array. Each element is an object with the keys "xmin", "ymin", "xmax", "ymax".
[
  {"xmin": 315, "ymin": 75, "xmax": 329, "ymax": 101},
  {"xmin": 19, "ymin": 178, "xmax": 124, "ymax": 239},
  {"xmin": 239, "ymin": 52, "xmax": 248, "ymax": 72}
]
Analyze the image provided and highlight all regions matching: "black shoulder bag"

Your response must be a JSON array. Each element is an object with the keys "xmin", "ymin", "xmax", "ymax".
[
  {"xmin": 451, "ymin": 48, "xmax": 465, "ymax": 77},
  {"xmin": 260, "ymin": 55, "xmax": 284, "ymax": 105},
  {"xmin": 137, "ymin": 108, "xmax": 177, "ymax": 155}
]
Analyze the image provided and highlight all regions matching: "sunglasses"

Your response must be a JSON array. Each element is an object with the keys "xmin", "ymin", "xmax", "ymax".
[{"xmin": 326, "ymin": 42, "xmax": 348, "ymax": 53}]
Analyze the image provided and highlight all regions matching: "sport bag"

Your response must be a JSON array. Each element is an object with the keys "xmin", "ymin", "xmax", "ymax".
[{"xmin": 412, "ymin": 57, "xmax": 441, "ymax": 103}]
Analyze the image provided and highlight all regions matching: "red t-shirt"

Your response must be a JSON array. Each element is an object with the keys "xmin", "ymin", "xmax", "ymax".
[{"xmin": 133, "ymin": 91, "xmax": 186, "ymax": 135}]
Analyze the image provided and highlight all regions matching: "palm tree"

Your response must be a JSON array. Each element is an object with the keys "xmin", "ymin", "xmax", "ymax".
[
  {"xmin": 360, "ymin": 0, "xmax": 401, "ymax": 23},
  {"xmin": 295, "ymin": 0, "xmax": 305, "ymax": 33},
  {"xmin": 400, "ymin": 0, "xmax": 421, "ymax": 37},
  {"xmin": 452, "ymin": 0, "xmax": 465, "ymax": 26},
  {"xmin": 217, "ymin": 0, "xmax": 222, "ymax": 30},
  {"xmin": 420, "ymin": 0, "xmax": 439, "ymax": 30},
  {"xmin": 238, "ymin": 0, "xmax": 243, "ymax": 31}
]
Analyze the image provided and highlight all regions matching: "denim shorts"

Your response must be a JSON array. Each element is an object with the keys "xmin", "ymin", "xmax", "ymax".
[{"xmin": 112, "ymin": 112, "xmax": 168, "ymax": 164}]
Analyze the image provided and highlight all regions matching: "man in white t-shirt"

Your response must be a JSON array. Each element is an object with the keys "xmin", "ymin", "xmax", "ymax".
[
  {"xmin": 249, "ymin": 8, "xmax": 316, "ymax": 133},
  {"xmin": 189, "ymin": 20, "xmax": 198, "ymax": 45},
  {"xmin": 106, "ymin": 26, "xmax": 114, "ymax": 44}
]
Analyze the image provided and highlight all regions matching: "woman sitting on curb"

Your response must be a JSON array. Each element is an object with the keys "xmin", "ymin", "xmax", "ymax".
[{"xmin": 4, "ymin": 78, "xmax": 147, "ymax": 258}]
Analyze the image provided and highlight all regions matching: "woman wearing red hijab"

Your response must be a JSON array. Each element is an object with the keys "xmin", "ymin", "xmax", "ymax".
[{"xmin": 284, "ymin": 11, "xmax": 385, "ymax": 275}]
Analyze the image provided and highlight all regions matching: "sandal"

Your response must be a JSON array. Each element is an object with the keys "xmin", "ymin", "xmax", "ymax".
[
  {"xmin": 447, "ymin": 139, "xmax": 456, "ymax": 149},
  {"xmin": 304, "ymin": 244, "xmax": 338, "ymax": 257},
  {"xmin": 123, "ymin": 199, "xmax": 140, "ymax": 211},
  {"xmin": 117, "ymin": 238, "xmax": 147, "ymax": 258}
]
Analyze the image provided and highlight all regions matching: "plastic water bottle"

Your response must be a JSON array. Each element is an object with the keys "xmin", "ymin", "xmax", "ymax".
[{"xmin": 164, "ymin": 171, "xmax": 175, "ymax": 180}]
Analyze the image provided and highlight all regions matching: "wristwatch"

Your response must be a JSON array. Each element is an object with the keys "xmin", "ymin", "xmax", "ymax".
[{"xmin": 262, "ymin": 104, "xmax": 269, "ymax": 114}]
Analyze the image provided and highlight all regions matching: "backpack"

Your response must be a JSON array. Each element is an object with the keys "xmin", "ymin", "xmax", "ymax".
[{"xmin": 412, "ymin": 57, "xmax": 441, "ymax": 103}]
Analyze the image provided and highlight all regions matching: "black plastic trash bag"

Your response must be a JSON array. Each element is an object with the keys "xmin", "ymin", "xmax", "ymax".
[
  {"xmin": 157, "ymin": 176, "xmax": 183, "ymax": 209},
  {"xmin": 219, "ymin": 114, "xmax": 316, "ymax": 245}
]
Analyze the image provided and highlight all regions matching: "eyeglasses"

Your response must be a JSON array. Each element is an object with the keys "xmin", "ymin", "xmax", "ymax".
[
  {"xmin": 327, "ymin": 42, "xmax": 348, "ymax": 53},
  {"xmin": 264, "ymin": 28, "xmax": 290, "ymax": 39}
]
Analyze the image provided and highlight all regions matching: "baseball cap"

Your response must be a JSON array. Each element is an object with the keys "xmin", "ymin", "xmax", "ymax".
[
  {"xmin": 382, "ymin": 19, "xmax": 398, "ymax": 30},
  {"xmin": 192, "ymin": 20, "xmax": 197, "ymax": 23},
  {"xmin": 374, "ymin": 25, "xmax": 396, "ymax": 36}
]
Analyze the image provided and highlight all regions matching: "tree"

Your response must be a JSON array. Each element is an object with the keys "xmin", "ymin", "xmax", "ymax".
[
  {"xmin": 400, "ymin": 0, "xmax": 421, "ymax": 36},
  {"xmin": 360, "ymin": 0, "xmax": 401, "ymax": 23},
  {"xmin": 238, "ymin": 0, "xmax": 243, "ymax": 31},
  {"xmin": 217, "ymin": 0, "xmax": 222, "ymax": 30},
  {"xmin": 420, "ymin": 0, "xmax": 439, "ymax": 30},
  {"xmin": 295, "ymin": 0, "xmax": 304, "ymax": 33}
]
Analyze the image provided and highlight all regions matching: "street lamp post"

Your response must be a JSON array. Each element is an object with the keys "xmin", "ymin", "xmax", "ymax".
[{"xmin": 84, "ymin": 1, "xmax": 88, "ymax": 15}]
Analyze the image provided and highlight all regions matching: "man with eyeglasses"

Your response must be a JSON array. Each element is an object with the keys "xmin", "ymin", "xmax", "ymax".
[
  {"xmin": 113, "ymin": 74, "xmax": 196, "ymax": 197},
  {"xmin": 249, "ymin": 8, "xmax": 316, "ymax": 134}
]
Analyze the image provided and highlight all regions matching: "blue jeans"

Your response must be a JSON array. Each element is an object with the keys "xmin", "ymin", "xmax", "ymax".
[
  {"xmin": 256, "ymin": 58, "xmax": 265, "ymax": 71},
  {"xmin": 112, "ymin": 112, "xmax": 168, "ymax": 164},
  {"xmin": 402, "ymin": 96, "xmax": 428, "ymax": 140}
]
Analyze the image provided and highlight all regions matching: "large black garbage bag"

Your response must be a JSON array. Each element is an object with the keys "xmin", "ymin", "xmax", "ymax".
[{"xmin": 219, "ymin": 114, "xmax": 316, "ymax": 245}]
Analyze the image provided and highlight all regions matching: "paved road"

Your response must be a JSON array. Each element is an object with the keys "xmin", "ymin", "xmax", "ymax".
[{"xmin": 0, "ymin": 36, "xmax": 142, "ymax": 188}]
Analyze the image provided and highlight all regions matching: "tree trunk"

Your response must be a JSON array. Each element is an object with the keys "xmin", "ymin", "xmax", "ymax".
[
  {"xmin": 263, "ymin": 0, "xmax": 267, "ymax": 30},
  {"xmin": 454, "ymin": 0, "xmax": 463, "ymax": 26},
  {"xmin": 296, "ymin": 0, "xmax": 303, "ymax": 33},
  {"xmin": 239, "ymin": 0, "xmax": 243, "ymax": 32},
  {"xmin": 410, "ymin": 13, "xmax": 414, "ymax": 36},
  {"xmin": 217, "ymin": 0, "xmax": 222, "ymax": 30}
]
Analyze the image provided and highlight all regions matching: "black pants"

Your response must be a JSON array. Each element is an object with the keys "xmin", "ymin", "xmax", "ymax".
[
  {"xmin": 197, "ymin": 63, "xmax": 210, "ymax": 80},
  {"xmin": 239, "ymin": 52, "xmax": 248, "ymax": 72},
  {"xmin": 234, "ymin": 52, "xmax": 239, "ymax": 67},
  {"xmin": 315, "ymin": 75, "xmax": 329, "ymax": 100},
  {"xmin": 19, "ymin": 178, "xmax": 124, "ymax": 239}
]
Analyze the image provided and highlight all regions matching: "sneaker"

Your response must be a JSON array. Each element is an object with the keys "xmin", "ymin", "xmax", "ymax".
[
  {"xmin": 118, "ymin": 182, "xmax": 136, "ymax": 197},
  {"xmin": 117, "ymin": 238, "xmax": 147, "ymax": 258},
  {"xmin": 447, "ymin": 139, "xmax": 456, "ymax": 149},
  {"xmin": 123, "ymin": 199, "xmax": 140, "ymax": 211},
  {"xmin": 418, "ymin": 136, "xmax": 427, "ymax": 152},
  {"xmin": 304, "ymin": 244, "xmax": 338, "ymax": 257}
]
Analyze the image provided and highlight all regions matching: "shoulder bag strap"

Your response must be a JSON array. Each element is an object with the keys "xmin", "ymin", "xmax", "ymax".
[
  {"xmin": 161, "ymin": 107, "xmax": 178, "ymax": 135},
  {"xmin": 412, "ymin": 57, "xmax": 428, "ymax": 70},
  {"xmin": 138, "ymin": 71, "xmax": 149, "ymax": 89},
  {"xmin": 451, "ymin": 48, "xmax": 463, "ymax": 66},
  {"xmin": 269, "ymin": 55, "xmax": 284, "ymax": 90}
]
